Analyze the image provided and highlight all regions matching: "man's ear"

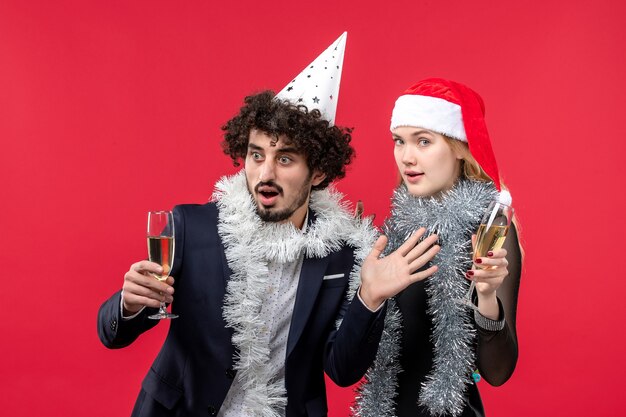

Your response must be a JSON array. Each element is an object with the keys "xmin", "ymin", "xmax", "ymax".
[{"xmin": 311, "ymin": 170, "xmax": 327, "ymax": 187}]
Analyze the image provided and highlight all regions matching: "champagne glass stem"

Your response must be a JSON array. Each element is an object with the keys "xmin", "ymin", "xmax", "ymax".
[
  {"xmin": 464, "ymin": 279, "xmax": 476, "ymax": 305},
  {"xmin": 158, "ymin": 299, "xmax": 168, "ymax": 316}
]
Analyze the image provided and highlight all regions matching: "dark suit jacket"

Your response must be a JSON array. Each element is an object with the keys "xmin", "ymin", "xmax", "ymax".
[{"xmin": 98, "ymin": 203, "xmax": 386, "ymax": 417}]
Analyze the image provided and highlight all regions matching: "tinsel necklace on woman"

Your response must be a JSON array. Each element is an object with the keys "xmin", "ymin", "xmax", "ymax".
[{"xmin": 353, "ymin": 179, "xmax": 497, "ymax": 417}]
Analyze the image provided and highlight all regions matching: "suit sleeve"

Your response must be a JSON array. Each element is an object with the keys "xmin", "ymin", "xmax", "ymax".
[
  {"xmin": 96, "ymin": 205, "xmax": 185, "ymax": 349},
  {"xmin": 324, "ymin": 286, "xmax": 387, "ymax": 387},
  {"xmin": 97, "ymin": 290, "xmax": 160, "ymax": 348}
]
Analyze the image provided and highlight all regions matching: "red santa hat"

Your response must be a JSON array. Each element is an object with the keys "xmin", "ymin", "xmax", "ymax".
[{"xmin": 390, "ymin": 78, "xmax": 503, "ymax": 192}]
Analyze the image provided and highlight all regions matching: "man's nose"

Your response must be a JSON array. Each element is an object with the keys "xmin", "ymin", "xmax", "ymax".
[{"xmin": 259, "ymin": 160, "xmax": 276, "ymax": 182}]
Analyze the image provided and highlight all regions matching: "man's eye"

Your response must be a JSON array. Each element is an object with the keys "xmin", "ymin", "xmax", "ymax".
[
  {"xmin": 251, "ymin": 152, "xmax": 263, "ymax": 160},
  {"xmin": 279, "ymin": 156, "xmax": 292, "ymax": 164}
]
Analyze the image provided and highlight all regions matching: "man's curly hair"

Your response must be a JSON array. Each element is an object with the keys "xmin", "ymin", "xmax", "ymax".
[{"xmin": 221, "ymin": 91, "xmax": 354, "ymax": 190}]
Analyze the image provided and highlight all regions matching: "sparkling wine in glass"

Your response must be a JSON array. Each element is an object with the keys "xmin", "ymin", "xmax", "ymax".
[
  {"xmin": 147, "ymin": 210, "xmax": 178, "ymax": 320},
  {"xmin": 460, "ymin": 194, "xmax": 514, "ymax": 309}
]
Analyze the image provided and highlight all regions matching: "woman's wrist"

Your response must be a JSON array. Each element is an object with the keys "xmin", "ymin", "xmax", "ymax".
[
  {"xmin": 474, "ymin": 296, "xmax": 506, "ymax": 331},
  {"xmin": 476, "ymin": 290, "xmax": 499, "ymax": 320}
]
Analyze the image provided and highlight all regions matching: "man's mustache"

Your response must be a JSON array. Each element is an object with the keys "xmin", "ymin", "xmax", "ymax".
[{"xmin": 254, "ymin": 181, "xmax": 284, "ymax": 195}]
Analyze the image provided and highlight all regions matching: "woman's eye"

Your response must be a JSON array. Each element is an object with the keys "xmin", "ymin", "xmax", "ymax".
[
  {"xmin": 418, "ymin": 139, "xmax": 430, "ymax": 146},
  {"xmin": 393, "ymin": 138, "xmax": 404, "ymax": 145}
]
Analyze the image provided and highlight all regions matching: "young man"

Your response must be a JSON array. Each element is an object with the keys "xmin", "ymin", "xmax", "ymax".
[{"xmin": 97, "ymin": 34, "xmax": 439, "ymax": 417}]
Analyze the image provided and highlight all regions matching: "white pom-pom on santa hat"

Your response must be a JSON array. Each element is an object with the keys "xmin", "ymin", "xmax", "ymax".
[{"xmin": 498, "ymin": 189, "xmax": 512, "ymax": 206}]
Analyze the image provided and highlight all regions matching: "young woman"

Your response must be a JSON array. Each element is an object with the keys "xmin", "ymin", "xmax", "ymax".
[{"xmin": 355, "ymin": 78, "xmax": 522, "ymax": 417}]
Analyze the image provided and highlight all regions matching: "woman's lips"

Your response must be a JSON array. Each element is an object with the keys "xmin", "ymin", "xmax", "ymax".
[{"xmin": 404, "ymin": 171, "xmax": 424, "ymax": 184}]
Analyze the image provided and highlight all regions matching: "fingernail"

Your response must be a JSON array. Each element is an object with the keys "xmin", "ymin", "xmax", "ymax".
[
  {"xmin": 467, "ymin": 270, "xmax": 474, "ymax": 276},
  {"xmin": 166, "ymin": 287, "xmax": 174, "ymax": 294},
  {"xmin": 475, "ymin": 258, "xmax": 482, "ymax": 264},
  {"xmin": 487, "ymin": 251, "xmax": 494, "ymax": 257}
]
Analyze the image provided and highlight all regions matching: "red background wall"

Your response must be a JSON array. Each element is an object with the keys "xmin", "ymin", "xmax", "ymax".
[{"xmin": 1, "ymin": 1, "xmax": 625, "ymax": 415}]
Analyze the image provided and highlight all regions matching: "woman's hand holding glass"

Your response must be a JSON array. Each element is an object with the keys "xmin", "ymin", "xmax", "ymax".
[
  {"xmin": 461, "ymin": 199, "xmax": 513, "ymax": 315},
  {"xmin": 466, "ymin": 243, "xmax": 509, "ymax": 319}
]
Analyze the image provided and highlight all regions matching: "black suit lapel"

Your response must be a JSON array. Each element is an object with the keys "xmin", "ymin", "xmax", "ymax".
[
  {"xmin": 286, "ymin": 253, "xmax": 329, "ymax": 358},
  {"xmin": 286, "ymin": 209, "xmax": 329, "ymax": 358}
]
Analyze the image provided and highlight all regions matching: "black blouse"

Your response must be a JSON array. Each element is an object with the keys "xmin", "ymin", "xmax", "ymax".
[{"xmin": 394, "ymin": 223, "xmax": 522, "ymax": 417}]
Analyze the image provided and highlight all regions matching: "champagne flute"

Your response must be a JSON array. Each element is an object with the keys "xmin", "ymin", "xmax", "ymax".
[
  {"xmin": 147, "ymin": 210, "xmax": 178, "ymax": 320},
  {"xmin": 459, "ymin": 198, "xmax": 514, "ymax": 309}
]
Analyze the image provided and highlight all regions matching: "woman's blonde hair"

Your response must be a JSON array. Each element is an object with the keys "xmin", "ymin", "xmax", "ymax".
[
  {"xmin": 444, "ymin": 136, "xmax": 524, "ymax": 254},
  {"xmin": 443, "ymin": 136, "xmax": 493, "ymax": 184}
]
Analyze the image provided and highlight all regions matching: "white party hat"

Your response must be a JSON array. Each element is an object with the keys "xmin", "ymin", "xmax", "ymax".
[{"xmin": 275, "ymin": 32, "xmax": 347, "ymax": 126}]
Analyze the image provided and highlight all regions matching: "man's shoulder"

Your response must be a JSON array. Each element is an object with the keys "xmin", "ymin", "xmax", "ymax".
[
  {"xmin": 174, "ymin": 201, "xmax": 217, "ymax": 213},
  {"xmin": 174, "ymin": 202, "xmax": 219, "ymax": 224},
  {"xmin": 329, "ymin": 242, "xmax": 357, "ymax": 258}
]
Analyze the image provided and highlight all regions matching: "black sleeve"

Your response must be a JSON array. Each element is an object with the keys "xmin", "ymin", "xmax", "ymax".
[
  {"xmin": 96, "ymin": 205, "xmax": 185, "ymax": 349},
  {"xmin": 475, "ymin": 222, "xmax": 522, "ymax": 386},
  {"xmin": 324, "ymin": 291, "xmax": 387, "ymax": 387},
  {"xmin": 97, "ymin": 290, "xmax": 160, "ymax": 348}
]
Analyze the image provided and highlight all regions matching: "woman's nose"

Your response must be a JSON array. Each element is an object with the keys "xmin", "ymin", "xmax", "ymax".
[{"xmin": 401, "ymin": 147, "xmax": 416, "ymax": 166}]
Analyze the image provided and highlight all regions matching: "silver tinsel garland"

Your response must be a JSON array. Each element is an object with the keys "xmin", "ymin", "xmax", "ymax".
[
  {"xmin": 214, "ymin": 171, "xmax": 375, "ymax": 417},
  {"xmin": 353, "ymin": 179, "xmax": 496, "ymax": 417}
]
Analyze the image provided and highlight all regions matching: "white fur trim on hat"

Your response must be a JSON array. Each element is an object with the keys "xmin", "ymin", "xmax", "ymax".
[{"xmin": 390, "ymin": 95, "xmax": 467, "ymax": 142}]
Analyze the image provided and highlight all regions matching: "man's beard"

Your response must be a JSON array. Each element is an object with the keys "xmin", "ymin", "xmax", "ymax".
[
  {"xmin": 249, "ymin": 178, "xmax": 311, "ymax": 223},
  {"xmin": 257, "ymin": 184, "xmax": 310, "ymax": 222}
]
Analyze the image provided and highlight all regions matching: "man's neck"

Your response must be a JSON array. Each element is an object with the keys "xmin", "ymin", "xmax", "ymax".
[
  {"xmin": 286, "ymin": 207, "xmax": 309, "ymax": 231},
  {"xmin": 284, "ymin": 196, "xmax": 311, "ymax": 230}
]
